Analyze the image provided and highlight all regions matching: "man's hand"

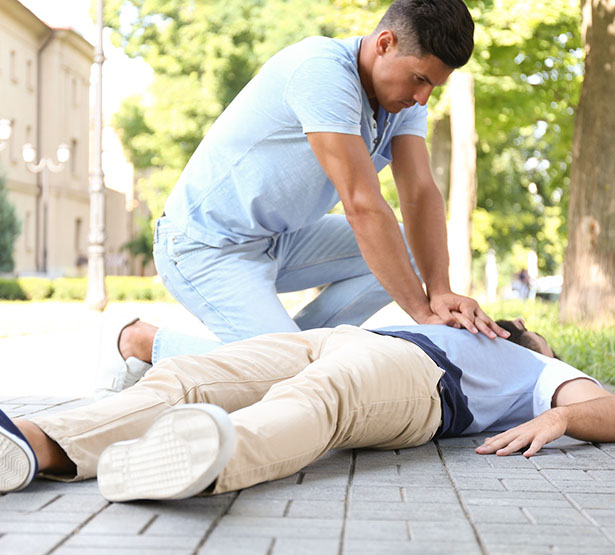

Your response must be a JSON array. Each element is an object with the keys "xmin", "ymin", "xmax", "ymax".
[
  {"xmin": 429, "ymin": 292, "xmax": 510, "ymax": 339},
  {"xmin": 475, "ymin": 408, "xmax": 568, "ymax": 458}
]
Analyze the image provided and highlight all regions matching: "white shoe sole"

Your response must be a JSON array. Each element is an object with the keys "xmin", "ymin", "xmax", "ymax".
[
  {"xmin": 97, "ymin": 404, "xmax": 235, "ymax": 502},
  {"xmin": 0, "ymin": 428, "xmax": 36, "ymax": 493}
]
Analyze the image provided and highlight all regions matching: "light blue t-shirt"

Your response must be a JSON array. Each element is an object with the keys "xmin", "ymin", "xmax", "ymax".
[
  {"xmin": 374, "ymin": 325, "xmax": 600, "ymax": 435},
  {"xmin": 164, "ymin": 36, "xmax": 428, "ymax": 246}
]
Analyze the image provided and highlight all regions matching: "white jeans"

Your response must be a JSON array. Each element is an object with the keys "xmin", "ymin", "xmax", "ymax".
[
  {"xmin": 32, "ymin": 326, "xmax": 443, "ymax": 493},
  {"xmin": 152, "ymin": 214, "xmax": 419, "ymax": 363}
]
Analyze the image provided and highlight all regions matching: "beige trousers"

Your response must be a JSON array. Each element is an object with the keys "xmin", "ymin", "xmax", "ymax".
[{"xmin": 31, "ymin": 325, "xmax": 443, "ymax": 494}]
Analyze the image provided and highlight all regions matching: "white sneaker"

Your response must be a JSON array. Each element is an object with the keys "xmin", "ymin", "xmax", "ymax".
[
  {"xmin": 0, "ymin": 408, "xmax": 38, "ymax": 493},
  {"xmin": 97, "ymin": 404, "xmax": 236, "ymax": 501},
  {"xmin": 96, "ymin": 317, "xmax": 152, "ymax": 397}
]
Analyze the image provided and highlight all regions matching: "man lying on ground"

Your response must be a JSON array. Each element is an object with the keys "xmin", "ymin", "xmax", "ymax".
[{"xmin": 1, "ymin": 319, "xmax": 613, "ymax": 501}]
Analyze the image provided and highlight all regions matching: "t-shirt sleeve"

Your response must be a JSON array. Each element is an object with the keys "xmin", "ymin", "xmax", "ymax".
[
  {"xmin": 533, "ymin": 357, "xmax": 602, "ymax": 416},
  {"xmin": 285, "ymin": 57, "xmax": 362, "ymax": 135},
  {"xmin": 392, "ymin": 103, "xmax": 428, "ymax": 138}
]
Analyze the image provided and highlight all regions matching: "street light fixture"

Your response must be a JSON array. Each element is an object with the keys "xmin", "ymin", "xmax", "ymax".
[
  {"xmin": 0, "ymin": 118, "xmax": 12, "ymax": 150},
  {"xmin": 22, "ymin": 142, "xmax": 71, "ymax": 273}
]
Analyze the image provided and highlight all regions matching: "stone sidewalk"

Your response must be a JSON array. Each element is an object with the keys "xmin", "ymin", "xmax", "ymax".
[
  {"xmin": 1, "ymin": 301, "xmax": 615, "ymax": 554},
  {"xmin": 2, "ymin": 395, "xmax": 615, "ymax": 554}
]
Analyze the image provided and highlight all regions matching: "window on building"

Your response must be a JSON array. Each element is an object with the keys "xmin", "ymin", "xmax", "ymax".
[
  {"xmin": 25, "ymin": 211, "xmax": 32, "ymax": 252},
  {"xmin": 10, "ymin": 50, "xmax": 17, "ymax": 83},
  {"xmin": 9, "ymin": 119, "xmax": 16, "ymax": 163},
  {"xmin": 75, "ymin": 217, "xmax": 82, "ymax": 254},
  {"xmin": 70, "ymin": 138, "xmax": 78, "ymax": 174},
  {"xmin": 26, "ymin": 59, "xmax": 33, "ymax": 91},
  {"xmin": 71, "ymin": 77, "xmax": 78, "ymax": 107}
]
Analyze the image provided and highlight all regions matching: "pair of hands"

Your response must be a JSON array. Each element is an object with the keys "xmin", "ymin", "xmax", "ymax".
[{"xmin": 419, "ymin": 292, "xmax": 510, "ymax": 340}]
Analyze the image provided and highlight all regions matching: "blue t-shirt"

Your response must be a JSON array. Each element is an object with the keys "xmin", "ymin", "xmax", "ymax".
[
  {"xmin": 371, "ymin": 326, "xmax": 599, "ymax": 438},
  {"xmin": 164, "ymin": 36, "xmax": 428, "ymax": 247}
]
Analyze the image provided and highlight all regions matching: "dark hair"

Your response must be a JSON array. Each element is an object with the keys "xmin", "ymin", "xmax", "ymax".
[
  {"xmin": 375, "ymin": 0, "xmax": 475, "ymax": 68},
  {"xmin": 496, "ymin": 319, "xmax": 560, "ymax": 360}
]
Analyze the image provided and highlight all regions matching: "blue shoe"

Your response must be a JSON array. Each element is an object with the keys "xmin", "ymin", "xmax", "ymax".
[{"xmin": 0, "ymin": 409, "xmax": 38, "ymax": 493}]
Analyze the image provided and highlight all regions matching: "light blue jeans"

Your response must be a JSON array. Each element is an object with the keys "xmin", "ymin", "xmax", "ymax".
[{"xmin": 152, "ymin": 214, "xmax": 419, "ymax": 363}]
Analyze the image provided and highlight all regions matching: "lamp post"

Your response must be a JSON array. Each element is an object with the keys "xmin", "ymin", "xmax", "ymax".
[
  {"xmin": 22, "ymin": 142, "xmax": 71, "ymax": 274},
  {"xmin": 0, "ymin": 118, "xmax": 12, "ymax": 151},
  {"xmin": 86, "ymin": 0, "xmax": 107, "ymax": 310}
]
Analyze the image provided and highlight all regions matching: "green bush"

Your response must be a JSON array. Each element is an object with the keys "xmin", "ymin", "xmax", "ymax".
[
  {"xmin": 0, "ymin": 278, "xmax": 27, "ymax": 300},
  {"xmin": 0, "ymin": 276, "xmax": 174, "ymax": 302},
  {"xmin": 105, "ymin": 276, "xmax": 173, "ymax": 302},
  {"xmin": 17, "ymin": 277, "xmax": 53, "ymax": 300},
  {"xmin": 51, "ymin": 278, "xmax": 88, "ymax": 300}
]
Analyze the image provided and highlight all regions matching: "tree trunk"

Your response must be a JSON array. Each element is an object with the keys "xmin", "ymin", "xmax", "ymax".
[
  {"xmin": 431, "ymin": 114, "xmax": 451, "ymax": 204},
  {"xmin": 447, "ymin": 72, "xmax": 477, "ymax": 296},
  {"xmin": 560, "ymin": 0, "xmax": 615, "ymax": 324}
]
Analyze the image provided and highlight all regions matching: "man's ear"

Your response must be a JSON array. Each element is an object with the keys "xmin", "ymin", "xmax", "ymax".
[
  {"xmin": 375, "ymin": 30, "xmax": 397, "ymax": 55},
  {"xmin": 512, "ymin": 318, "xmax": 526, "ymax": 331}
]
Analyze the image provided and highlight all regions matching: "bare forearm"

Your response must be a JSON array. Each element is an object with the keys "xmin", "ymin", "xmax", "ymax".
[
  {"xmin": 401, "ymin": 185, "xmax": 451, "ymax": 296},
  {"xmin": 347, "ymin": 203, "xmax": 432, "ymax": 321},
  {"xmin": 559, "ymin": 396, "xmax": 615, "ymax": 443}
]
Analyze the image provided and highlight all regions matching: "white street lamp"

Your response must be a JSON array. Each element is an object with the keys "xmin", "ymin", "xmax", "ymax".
[
  {"xmin": 0, "ymin": 118, "xmax": 12, "ymax": 150},
  {"xmin": 86, "ymin": 0, "xmax": 108, "ymax": 310},
  {"xmin": 22, "ymin": 142, "xmax": 71, "ymax": 273}
]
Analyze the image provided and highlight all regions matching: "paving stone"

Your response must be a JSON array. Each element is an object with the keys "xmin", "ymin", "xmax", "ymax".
[
  {"xmin": 500, "ymin": 478, "xmax": 558, "ymax": 492},
  {"xmin": 300, "ymin": 472, "xmax": 349, "ymax": 487},
  {"xmin": 566, "ymin": 493, "xmax": 615, "ymax": 509},
  {"xmin": 273, "ymin": 537, "xmax": 339, "ymax": 555},
  {"xmin": 350, "ymin": 485, "xmax": 403, "ymax": 502},
  {"xmin": 523, "ymin": 506, "xmax": 591, "ymax": 525},
  {"xmin": 344, "ymin": 539, "xmax": 482, "ymax": 554},
  {"xmin": 286, "ymin": 500, "xmax": 345, "ymax": 519},
  {"xmin": 211, "ymin": 516, "xmax": 342, "ymax": 539},
  {"xmin": 344, "ymin": 519, "xmax": 410, "ymax": 540},
  {"xmin": 348, "ymin": 501, "xmax": 466, "ymax": 521},
  {"xmin": 540, "ymin": 468, "xmax": 597, "ymax": 482},
  {"xmin": 63, "ymin": 533, "xmax": 202, "ymax": 550},
  {"xmin": 587, "ymin": 470, "xmax": 615, "ymax": 481},
  {"xmin": 466, "ymin": 505, "xmax": 531, "ymax": 524},
  {"xmin": 585, "ymin": 508, "xmax": 615, "ymax": 525},
  {"xmin": 228, "ymin": 498, "xmax": 288, "ymax": 517},
  {"xmin": 461, "ymin": 490, "xmax": 571, "ymax": 508},
  {"xmin": 239, "ymin": 482, "xmax": 347, "ymax": 501},
  {"xmin": 55, "ymin": 548, "xmax": 192, "ymax": 555},
  {"xmin": 0, "ymin": 532, "xmax": 65, "ymax": 555},
  {"xmin": 0, "ymin": 492, "xmax": 60, "ymax": 511},
  {"xmin": 197, "ymin": 536, "xmax": 272, "ymax": 555},
  {"xmin": 477, "ymin": 523, "xmax": 614, "ymax": 547},
  {"xmin": 40, "ymin": 493, "xmax": 108, "ymax": 513}
]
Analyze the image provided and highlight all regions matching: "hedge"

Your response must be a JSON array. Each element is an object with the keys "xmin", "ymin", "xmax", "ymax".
[{"xmin": 0, "ymin": 276, "xmax": 174, "ymax": 302}]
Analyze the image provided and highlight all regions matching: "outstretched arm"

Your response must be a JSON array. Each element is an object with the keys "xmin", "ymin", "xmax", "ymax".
[{"xmin": 476, "ymin": 378, "xmax": 615, "ymax": 458}]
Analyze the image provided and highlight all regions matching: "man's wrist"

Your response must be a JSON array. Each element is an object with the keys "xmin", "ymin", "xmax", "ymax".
[{"xmin": 425, "ymin": 284, "xmax": 452, "ymax": 299}]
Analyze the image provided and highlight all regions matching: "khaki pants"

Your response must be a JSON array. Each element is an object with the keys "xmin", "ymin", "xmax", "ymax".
[{"xmin": 31, "ymin": 326, "xmax": 443, "ymax": 494}]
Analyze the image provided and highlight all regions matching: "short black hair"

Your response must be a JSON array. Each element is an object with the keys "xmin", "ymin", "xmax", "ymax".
[
  {"xmin": 375, "ymin": 0, "xmax": 475, "ymax": 68},
  {"xmin": 496, "ymin": 319, "xmax": 560, "ymax": 360}
]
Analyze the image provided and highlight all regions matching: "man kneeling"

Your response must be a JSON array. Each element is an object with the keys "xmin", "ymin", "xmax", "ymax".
[{"xmin": 1, "ymin": 320, "xmax": 613, "ymax": 501}]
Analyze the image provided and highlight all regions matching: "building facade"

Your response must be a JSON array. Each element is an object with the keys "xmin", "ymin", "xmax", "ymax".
[{"xmin": 0, "ymin": 0, "xmax": 139, "ymax": 277}]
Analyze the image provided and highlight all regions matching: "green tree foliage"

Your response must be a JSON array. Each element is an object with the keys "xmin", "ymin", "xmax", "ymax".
[
  {"xmin": 106, "ymin": 0, "xmax": 337, "ymax": 214},
  {"xmin": 0, "ymin": 173, "xmax": 21, "ymax": 273},
  {"xmin": 107, "ymin": 0, "xmax": 583, "ymax": 281},
  {"xmin": 464, "ymin": 0, "xmax": 583, "ymax": 275},
  {"xmin": 120, "ymin": 216, "xmax": 154, "ymax": 276}
]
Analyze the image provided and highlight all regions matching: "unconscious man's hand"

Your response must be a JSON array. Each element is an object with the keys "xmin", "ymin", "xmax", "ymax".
[
  {"xmin": 475, "ymin": 408, "xmax": 568, "ymax": 458},
  {"xmin": 428, "ymin": 292, "xmax": 510, "ymax": 339}
]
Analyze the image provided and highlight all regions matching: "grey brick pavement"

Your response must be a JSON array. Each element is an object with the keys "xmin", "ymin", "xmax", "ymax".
[{"xmin": 2, "ymin": 396, "xmax": 614, "ymax": 555}]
